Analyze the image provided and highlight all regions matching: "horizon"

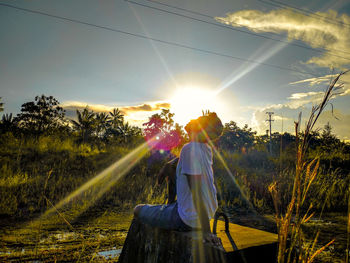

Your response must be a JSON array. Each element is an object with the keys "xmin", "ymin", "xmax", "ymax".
[{"xmin": 1, "ymin": 0, "xmax": 350, "ymax": 140}]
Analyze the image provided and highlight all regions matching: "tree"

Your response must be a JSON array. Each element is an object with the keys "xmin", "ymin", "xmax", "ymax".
[
  {"xmin": 15, "ymin": 95, "xmax": 66, "ymax": 135},
  {"xmin": 95, "ymin": 112, "xmax": 110, "ymax": 138},
  {"xmin": 143, "ymin": 109, "xmax": 183, "ymax": 151},
  {"xmin": 119, "ymin": 122, "xmax": 139, "ymax": 143},
  {"xmin": 320, "ymin": 122, "xmax": 340, "ymax": 153},
  {"xmin": 0, "ymin": 97, "xmax": 4, "ymax": 112},
  {"xmin": 103, "ymin": 108, "xmax": 125, "ymax": 142},
  {"xmin": 109, "ymin": 108, "xmax": 124, "ymax": 129},
  {"xmin": 71, "ymin": 107, "xmax": 96, "ymax": 142},
  {"xmin": 0, "ymin": 113, "xmax": 17, "ymax": 134},
  {"xmin": 218, "ymin": 121, "xmax": 256, "ymax": 153}
]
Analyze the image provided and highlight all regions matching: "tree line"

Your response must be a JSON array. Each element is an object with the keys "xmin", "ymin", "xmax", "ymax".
[
  {"xmin": 0, "ymin": 95, "xmax": 349, "ymax": 217},
  {"xmin": 0, "ymin": 95, "xmax": 143, "ymax": 146},
  {"xmin": 1, "ymin": 95, "xmax": 349, "ymax": 162}
]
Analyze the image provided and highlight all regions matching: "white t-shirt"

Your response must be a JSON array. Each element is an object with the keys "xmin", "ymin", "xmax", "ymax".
[{"xmin": 176, "ymin": 142, "xmax": 218, "ymax": 228}]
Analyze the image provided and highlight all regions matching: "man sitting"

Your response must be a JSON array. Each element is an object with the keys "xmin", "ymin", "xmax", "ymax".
[{"xmin": 134, "ymin": 112, "xmax": 223, "ymax": 243}]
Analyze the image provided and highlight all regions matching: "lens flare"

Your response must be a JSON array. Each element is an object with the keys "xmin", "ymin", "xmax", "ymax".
[
  {"xmin": 25, "ymin": 135, "xmax": 163, "ymax": 229},
  {"xmin": 144, "ymin": 129, "xmax": 182, "ymax": 151}
]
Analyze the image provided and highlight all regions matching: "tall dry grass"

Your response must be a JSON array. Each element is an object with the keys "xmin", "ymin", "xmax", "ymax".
[
  {"xmin": 347, "ymin": 194, "xmax": 350, "ymax": 263},
  {"xmin": 269, "ymin": 71, "xmax": 348, "ymax": 263}
]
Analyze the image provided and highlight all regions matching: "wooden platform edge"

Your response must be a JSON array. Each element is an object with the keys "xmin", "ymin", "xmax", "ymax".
[{"xmin": 118, "ymin": 218, "xmax": 278, "ymax": 263}]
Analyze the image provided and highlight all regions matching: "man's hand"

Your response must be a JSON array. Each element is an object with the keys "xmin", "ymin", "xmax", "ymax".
[{"xmin": 203, "ymin": 233, "xmax": 223, "ymax": 248}]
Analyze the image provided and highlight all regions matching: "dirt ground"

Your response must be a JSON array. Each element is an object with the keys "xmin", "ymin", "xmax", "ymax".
[
  {"xmin": 0, "ymin": 210, "xmax": 133, "ymax": 262},
  {"xmin": 226, "ymin": 209, "xmax": 348, "ymax": 263},
  {"xmin": 0, "ymin": 210, "xmax": 348, "ymax": 262}
]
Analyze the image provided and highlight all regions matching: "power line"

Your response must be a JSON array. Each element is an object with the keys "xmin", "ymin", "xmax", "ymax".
[
  {"xmin": 0, "ymin": 2, "xmax": 321, "ymax": 76},
  {"xmin": 257, "ymin": 0, "xmax": 350, "ymax": 28},
  {"xmin": 127, "ymin": 0, "xmax": 350, "ymax": 58},
  {"xmin": 133, "ymin": 0, "xmax": 213, "ymax": 19}
]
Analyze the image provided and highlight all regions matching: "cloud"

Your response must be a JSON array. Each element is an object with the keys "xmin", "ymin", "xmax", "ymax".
[
  {"xmin": 62, "ymin": 101, "xmax": 113, "ymax": 114},
  {"xmin": 121, "ymin": 102, "xmax": 171, "ymax": 113},
  {"xmin": 290, "ymin": 74, "xmax": 338, "ymax": 86},
  {"xmin": 249, "ymin": 72, "xmax": 350, "ymax": 138},
  {"xmin": 274, "ymin": 115, "xmax": 290, "ymax": 121},
  {"xmin": 216, "ymin": 9, "xmax": 350, "ymax": 68},
  {"xmin": 288, "ymin": 91, "xmax": 323, "ymax": 100},
  {"xmin": 61, "ymin": 101, "xmax": 171, "ymax": 124},
  {"xmin": 251, "ymin": 104, "xmax": 300, "ymax": 135},
  {"xmin": 289, "ymin": 73, "xmax": 350, "ymax": 99},
  {"xmin": 252, "ymin": 104, "xmax": 350, "ymax": 140},
  {"xmin": 287, "ymin": 91, "xmax": 326, "ymax": 108}
]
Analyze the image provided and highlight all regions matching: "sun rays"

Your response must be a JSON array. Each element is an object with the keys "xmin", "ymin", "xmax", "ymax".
[
  {"xmin": 215, "ymin": 41, "xmax": 288, "ymax": 95},
  {"xmin": 25, "ymin": 136, "xmax": 161, "ymax": 231},
  {"xmin": 127, "ymin": 2, "xmax": 178, "ymax": 88}
]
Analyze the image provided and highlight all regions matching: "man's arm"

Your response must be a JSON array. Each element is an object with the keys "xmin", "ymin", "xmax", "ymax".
[
  {"xmin": 157, "ymin": 157, "xmax": 178, "ymax": 185},
  {"xmin": 185, "ymin": 174, "xmax": 211, "ymax": 233},
  {"xmin": 185, "ymin": 174, "xmax": 222, "ymax": 247}
]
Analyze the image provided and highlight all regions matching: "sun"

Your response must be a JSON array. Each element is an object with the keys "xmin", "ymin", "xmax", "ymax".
[{"xmin": 169, "ymin": 85, "xmax": 219, "ymax": 126}]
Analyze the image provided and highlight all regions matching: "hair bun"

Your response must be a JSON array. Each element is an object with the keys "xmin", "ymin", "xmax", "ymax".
[{"xmin": 185, "ymin": 112, "xmax": 223, "ymax": 142}]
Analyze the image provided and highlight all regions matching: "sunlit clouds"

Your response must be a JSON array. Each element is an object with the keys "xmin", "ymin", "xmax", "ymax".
[
  {"xmin": 252, "ymin": 104, "xmax": 350, "ymax": 140},
  {"xmin": 290, "ymin": 72, "xmax": 350, "ymax": 98},
  {"xmin": 213, "ymin": 7, "xmax": 350, "ymax": 139},
  {"xmin": 62, "ymin": 100, "xmax": 171, "ymax": 124},
  {"xmin": 122, "ymin": 102, "xmax": 171, "ymax": 112},
  {"xmin": 290, "ymin": 74, "xmax": 339, "ymax": 86},
  {"xmin": 250, "ymin": 73, "xmax": 350, "ymax": 138},
  {"xmin": 215, "ymin": 9, "xmax": 350, "ymax": 68}
]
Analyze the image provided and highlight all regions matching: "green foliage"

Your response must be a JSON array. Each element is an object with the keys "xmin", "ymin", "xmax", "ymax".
[
  {"xmin": 109, "ymin": 108, "xmax": 124, "ymax": 128},
  {"xmin": 218, "ymin": 121, "xmax": 256, "ymax": 153},
  {"xmin": 268, "ymin": 71, "xmax": 349, "ymax": 263},
  {"xmin": 0, "ymin": 113, "xmax": 17, "ymax": 134},
  {"xmin": 15, "ymin": 95, "xmax": 67, "ymax": 135}
]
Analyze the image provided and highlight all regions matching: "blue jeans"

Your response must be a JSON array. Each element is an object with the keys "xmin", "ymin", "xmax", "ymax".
[{"xmin": 138, "ymin": 202, "xmax": 192, "ymax": 231}]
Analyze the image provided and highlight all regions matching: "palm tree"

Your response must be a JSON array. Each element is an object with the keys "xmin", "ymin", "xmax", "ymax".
[
  {"xmin": 118, "ymin": 122, "xmax": 143, "ymax": 144},
  {"xmin": 71, "ymin": 107, "xmax": 96, "ymax": 142},
  {"xmin": 109, "ymin": 108, "xmax": 124, "ymax": 129},
  {"xmin": 0, "ymin": 113, "xmax": 16, "ymax": 133},
  {"xmin": 95, "ymin": 112, "xmax": 110, "ymax": 138},
  {"xmin": 119, "ymin": 122, "xmax": 132, "ymax": 143},
  {"xmin": 0, "ymin": 97, "xmax": 4, "ymax": 112}
]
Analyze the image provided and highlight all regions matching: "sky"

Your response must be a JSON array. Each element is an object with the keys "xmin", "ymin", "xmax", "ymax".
[{"xmin": 1, "ymin": 0, "xmax": 350, "ymax": 140}]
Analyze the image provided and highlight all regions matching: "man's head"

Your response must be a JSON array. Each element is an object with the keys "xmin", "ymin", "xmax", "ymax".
[{"xmin": 185, "ymin": 112, "xmax": 223, "ymax": 143}]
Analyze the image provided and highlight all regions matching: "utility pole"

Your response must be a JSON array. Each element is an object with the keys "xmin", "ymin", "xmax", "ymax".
[
  {"xmin": 280, "ymin": 114, "xmax": 283, "ymax": 173},
  {"xmin": 266, "ymin": 112, "xmax": 274, "ymax": 154}
]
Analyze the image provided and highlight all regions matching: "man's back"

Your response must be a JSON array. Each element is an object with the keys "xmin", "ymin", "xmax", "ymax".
[{"xmin": 176, "ymin": 142, "xmax": 218, "ymax": 228}]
